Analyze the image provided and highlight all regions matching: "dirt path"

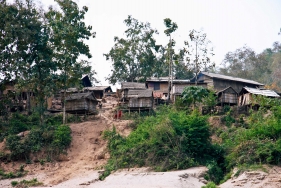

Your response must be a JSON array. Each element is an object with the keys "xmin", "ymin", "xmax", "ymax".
[{"xmin": 0, "ymin": 96, "xmax": 132, "ymax": 187}]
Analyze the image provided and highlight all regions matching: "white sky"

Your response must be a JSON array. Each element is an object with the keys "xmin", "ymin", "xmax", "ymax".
[{"xmin": 39, "ymin": 0, "xmax": 281, "ymax": 91}]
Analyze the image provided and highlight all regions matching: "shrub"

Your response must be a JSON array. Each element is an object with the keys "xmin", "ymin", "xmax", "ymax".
[
  {"xmin": 102, "ymin": 106, "xmax": 222, "ymax": 179},
  {"xmin": 201, "ymin": 182, "xmax": 218, "ymax": 188},
  {"xmin": 52, "ymin": 125, "xmax": 72, "ymax": 153}
]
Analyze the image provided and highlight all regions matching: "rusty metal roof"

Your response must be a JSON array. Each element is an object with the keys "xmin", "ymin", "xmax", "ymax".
[{"xmin": 242, "ymin": 87, "xmax": 280, "ymax": 97}]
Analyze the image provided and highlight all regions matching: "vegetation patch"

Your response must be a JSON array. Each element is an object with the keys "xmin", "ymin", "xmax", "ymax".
[
  {"xmin": 0, "ymin": 165, "xmax": 27, "ymax": 180},
  {"xmin": 101, "ymin": 105, "xmax": 225, "ymax": 181},
  {"xmin": 11, "ymin": 178, "xmax": 43, "ymax": 187}
]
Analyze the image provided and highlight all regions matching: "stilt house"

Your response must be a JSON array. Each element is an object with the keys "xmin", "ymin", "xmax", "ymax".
[{"xmin": 65, "ymin": 92, "xmax": 98, "ymax": 115}]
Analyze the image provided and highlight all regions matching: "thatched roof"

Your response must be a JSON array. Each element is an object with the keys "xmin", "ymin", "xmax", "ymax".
[
  {"xmin": 65, "ymin": 92, "xmax": 97, "ymax": 101},
  {"xmin": 121, "ymin": 82, "xmax": 146, "ymax": 90},
  {"xmin": 240, "ymin": 87, "xmax": 280, "ymax": 97},
  {"xmin": 128, "ymin": 89, "xmax": 153, "ymax": 98}
]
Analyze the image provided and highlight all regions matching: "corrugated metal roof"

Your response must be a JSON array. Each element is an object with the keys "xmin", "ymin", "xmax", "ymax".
[
  {"xmin": 199, "ymin": 72, "xmax": 264, "ymax": 86},
  {"xmin": 121, "ymin": 82, "xmax": 146, "ymax": 89},
  {"xmin": 128, "ymin": 89, "xmax": 153, "ymax": 98},
  {"xmin": 242, "ymin": 87, "xmax": 280, "ymax": 97}
]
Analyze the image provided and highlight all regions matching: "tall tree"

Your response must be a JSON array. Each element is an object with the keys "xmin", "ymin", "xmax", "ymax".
[
  {"xmin": 104, "ymin": 15, "xmax": 159, "ymax": 84},
  {"xmin": 182, "ymin": 29, "xmax": 215, "ymax": 84},
  {"xmin": 163, "ymin": 18, "xmax": 178, "ymax": 100},
  {"xmin": 46, "ymin": 0, "xmax": 96, "ymax": 124},
  {"xmin": 0, "ymin": 0, "xmax": 55, "ymax": 122}
]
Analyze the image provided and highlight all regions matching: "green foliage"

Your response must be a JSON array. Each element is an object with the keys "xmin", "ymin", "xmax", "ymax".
[
  {"xmin": 0, "ymin": 166, "xmax": 27, "ymax": 180},
  {"xmin": 182, "ymin": 29, "xmax": 215, "ymax": 82},
  {"xmin": 102, "ymin": 106, "xmax": 222, "ymax": 179},
  {"xmin": 201, "ymin": 182, "xmax": 218, "ymax": 188},
  {"xmin": 4, "ymin": 114, "xmax": 72, "ymax": 161},
  {"xmin": 104, "ymin": 15, "xmax": 160, "ymax": 84},
  {"xmin": 219, "ymin": 43, "xmax": 281, "ymax": 92},
  {"xmin": 205, "ymin": 161, "xmax": 224, "ymax": 184},
  {"xmin": 11, "ymin": 181, "xmax": 18, "ymax": 187},
  {"xmin": 221, "ymin": 103, "xmax": 281, "ymax": 171},
  {"xmin": 11, "ymin": 178, "xmax": 43, "ymax": 187},
  {"xmin": 52, "ymin": 125, "xmax": 72, "ymax": 153},
  {"xmin": 181, "ymin": 86, "xmax": 216, "ymax": 109},
  {"xmin": 0, "ymin": 0, "xmax": 96, "ymax": 124}
]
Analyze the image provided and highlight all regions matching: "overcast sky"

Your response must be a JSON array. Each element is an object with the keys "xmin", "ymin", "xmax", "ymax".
[{"xmin": 40, "ymin": 0, "xmax": 281, "ymax": 90}]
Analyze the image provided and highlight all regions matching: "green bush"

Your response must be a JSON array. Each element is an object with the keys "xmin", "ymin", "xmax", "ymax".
[
  {"xmin": 52, "ymin": 125, "xmax": 72, "ymax": 153},
  {"xmin": 201, "ymin": 182, "xmax": 218, "ymax": 188},
  {"xmin": 102, "ymin": 106, "xmax": 222, "ymax": 179},
  {"xmin": 5, "ymin": 113, "xmax": 72, "ymax": 161},
  {"xmin": 11, "ymin": 178, "xmax": 43, "ymax": 187}
]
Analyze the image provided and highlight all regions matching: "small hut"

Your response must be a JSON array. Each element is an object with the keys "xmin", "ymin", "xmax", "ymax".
[
  {"xmin": 127, "ymin": 89, "xmax": 153, "ymax": 108},
  {"xmin": 216, "ymin": 86, "xmax": 238, "ymax": 106},
  {"xmin": 65, "ymin": 92, "xmax": 98, "ymax": 114},
  {"xmin": 121, "ymin": 82, "xmax": 146, "ymax": 101},
  {"xmin": 83, "ymin": 86, "xmax": 113, "ymax": 99},
  {"xmin": 238, "ymin": 87, "xmax": 280, "ymax": 106}
]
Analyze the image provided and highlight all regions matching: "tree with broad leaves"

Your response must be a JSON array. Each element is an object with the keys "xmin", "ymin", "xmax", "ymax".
[
  {"xmin": 0, "ymin": 0, "xmax": 55, "ymax": 123},
  {"xmin": 181, "ymin": 29, "xmax": 215, "ymax": 84},
  {"xmin": 46, "ymin": 0, "xmax": 96, "ymax": 124},
  {"xmin": 104, "ymin": 15, "xmax": 159, "ymax": 84},
  {"xmin": 0, "ymin": 0, "xmax": 96, "ymax": 125}
]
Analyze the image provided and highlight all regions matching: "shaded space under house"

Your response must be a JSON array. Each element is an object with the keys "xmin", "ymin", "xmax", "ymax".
[
  {"xmin": 238, "ymin": 87, "xmax": 280, "ymax": 107},
  {"xmin": 216, "ymin": 86, "xmax": 238, "ymax": 106},
  {"xmin": 65, "ymin": 92, "xmax": 98, "ymax": 115}
]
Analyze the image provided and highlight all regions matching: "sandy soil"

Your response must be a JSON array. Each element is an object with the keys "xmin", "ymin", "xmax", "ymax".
[{"xmin": 219, "ymin": 166, "xmax": 281, "ymax": 188}]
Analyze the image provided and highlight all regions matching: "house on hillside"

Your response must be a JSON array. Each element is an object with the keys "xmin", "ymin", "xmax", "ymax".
[
  {"xmin": 172, "ymin": 81, "xmax": 207, "ymax": 102},
  {"xmin": 83, "ymin": 86, "xmax": 112, "ymax": 99},
  {"xmin": 216, "ymin": 86, "xmax": 238, "ymax": 106},
  {"xmin": 146, "ymin": 77, "xmax": 208, "ymax": 102},
  {"xmin": 190, "ymin": 72, "xmax": 264, "ymax": 93},
  {"xmin": 238, "ymin": 87, "xmax": 280, "ymax": 107},
  {"xmin": 65, "ymin": 92, "xmax": 98, "ymax": 114},
  {"xmin": 0, "ymin": 80, "xmax": 35, "ymax": 112},
  {"xmin": 120, "ymin": 82, "xmax": 146, "ymax": 101},
  {"xmin": 127, "ymin": 89, "xmax": 153, "ymax": 112},
  {"xmin": 146, "ymin": 77, "xmax": 176, "ymax": 94}
]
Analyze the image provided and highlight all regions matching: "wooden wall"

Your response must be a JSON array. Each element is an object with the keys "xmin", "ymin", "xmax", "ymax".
[
  {"xmin": 128, "ymin": 97, "xmax": 153, "ymax": 108},
  {"xmin": 214, "ymin": 79, "xmax": 260, "ymax": 93}
]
